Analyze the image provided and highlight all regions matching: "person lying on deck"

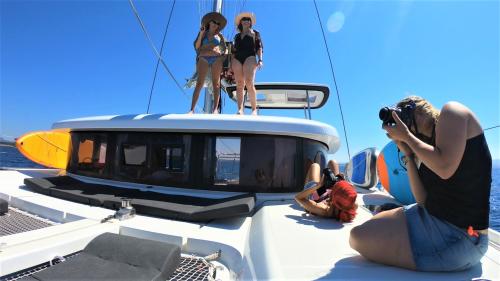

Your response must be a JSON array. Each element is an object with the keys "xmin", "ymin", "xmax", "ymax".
[
  {"xmin": 295, "ymin": 160, "xmax": 358, "ymax": 222},
  {"xmin": 349, "ymin": 96, "xmax": 491, "ymax": 272}
]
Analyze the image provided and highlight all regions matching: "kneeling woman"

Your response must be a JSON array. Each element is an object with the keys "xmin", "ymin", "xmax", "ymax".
[
  {"xmin": 350, "ymin": 96, "xmax": 491, "ymax": 271},
  {"xmin": 295, "ymin": 160, "xmax": 358, "ymax": 222},
  {"xmin": 189, "ymin": 12, "xmax": 227, "ymax": 114}
]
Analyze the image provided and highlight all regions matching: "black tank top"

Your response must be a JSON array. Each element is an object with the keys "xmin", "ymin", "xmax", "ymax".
[{"xmin": 418, "ymin": 133, "xmax": 492, "ymax": 229}]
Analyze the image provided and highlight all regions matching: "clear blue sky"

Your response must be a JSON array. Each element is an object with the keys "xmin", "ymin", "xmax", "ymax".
[{"xmin": 1, "ymin": 0, "xmax": 498, "ymax": 163}]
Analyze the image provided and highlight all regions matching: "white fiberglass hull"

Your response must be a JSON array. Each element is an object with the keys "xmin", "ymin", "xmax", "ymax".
[{"xmin": 0, "ymin": 169, "xmax": 498, "ymax": 280}]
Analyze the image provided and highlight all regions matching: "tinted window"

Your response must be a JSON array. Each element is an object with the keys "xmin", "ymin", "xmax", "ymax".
[
  {"xmin": 303, "ymin": 139, "xmax": 328, "ymax": 175},
  {"xmin": 240, "ymin": 136, "xmax": 298, "ymax": 191},
  {"xmin": 206, "ymin": 135, "xmax": 299, "ymax": 192},
  {"xmin": 214, "ymin": 137, "xmax": 240, "ymax": 185},
  {"xmin": 148, "ymin": 135, "xmax": 190, "ymax": 186},
  {"xmin": 122, "ymin": 144, "xmax": 147, "ymax": 166},
  {"xmin": 70, "ymin": 133, "xmax": 108, "ymax": 177},
  {"xmin": 69, "ymin": 132, "xmax": 314, "ymax": 193}
]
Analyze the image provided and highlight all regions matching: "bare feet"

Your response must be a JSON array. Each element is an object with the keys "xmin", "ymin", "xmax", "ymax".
[
  {"xmin": 251, "ymin": 110, "xmax": 258, "ymax": 116},
  {"xmin": 212, "ymin": 110, "xmax": 220, "ymax": 114}
]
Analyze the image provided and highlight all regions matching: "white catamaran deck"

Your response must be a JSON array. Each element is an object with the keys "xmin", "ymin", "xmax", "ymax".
[{"xmin": 0, "ymin": 169, "xmax": 498, "ymax": 280}]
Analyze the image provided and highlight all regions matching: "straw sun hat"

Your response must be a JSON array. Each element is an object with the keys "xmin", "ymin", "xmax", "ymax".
[
  {"xmin": 234, "ymin": 12, "xmax": 256, "ymax": 26},
  {"xmin": 201, "ymin": 12, "xmax": 227, "ymax": 31}
]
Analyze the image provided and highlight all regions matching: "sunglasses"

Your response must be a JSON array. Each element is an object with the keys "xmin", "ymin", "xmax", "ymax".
[
  {"xmin": 241, "ymin": 17, "xmax": 252, "ymax": 22},
  {"xmin": 210, "ymin": 20, "xmax": 220, "ymax": 25}
]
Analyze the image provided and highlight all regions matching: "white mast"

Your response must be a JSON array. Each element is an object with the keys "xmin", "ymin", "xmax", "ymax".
[{"xmin": 203, "ymin": 0, "xmax": 223, "ymax": 113}]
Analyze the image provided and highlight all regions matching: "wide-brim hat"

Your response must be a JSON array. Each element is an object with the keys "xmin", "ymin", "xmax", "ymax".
[
  {"xmin": 235, "ymin": 12, "xmax": 256, "ymax": 26},
  {"xmin": 201, "ymin": 12, "xmax": 227, "ymax": 31}
]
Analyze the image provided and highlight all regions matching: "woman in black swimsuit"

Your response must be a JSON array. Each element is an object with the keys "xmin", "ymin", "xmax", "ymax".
[{"xmin": 231, "ymin": 12, "xmax": 263, "ymax": 115}]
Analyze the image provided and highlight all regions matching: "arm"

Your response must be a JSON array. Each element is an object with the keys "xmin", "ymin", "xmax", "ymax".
[
  {"xmin": 194, "ymin": 30, "xmax": 206, "ymax": 51},
  {"xmin": 396, "ymin": 141, "xmax": 427, "ymax": 204},
  {"xmin": 255, "ymin": 32, "xmax": 264, "ymax": 67},
  {"xmin": 218, "ymin": 33, "xmax": 227, "ymax": 55},
  {"xmin": 385, "ymin": 102, "xmax": 469, "ymax": 179},
  {"xmin": 295, "ymin": 181, "xmax": 332, "ymax": 217},
  {"xmin": 231, "ymin": 34, "xmax": 239, "ymax": 58}
]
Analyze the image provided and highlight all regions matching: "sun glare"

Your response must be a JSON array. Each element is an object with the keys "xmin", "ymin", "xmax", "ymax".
[{"xmin": 327, "ymin": 11, "xmax": 345, "ymax": 33}]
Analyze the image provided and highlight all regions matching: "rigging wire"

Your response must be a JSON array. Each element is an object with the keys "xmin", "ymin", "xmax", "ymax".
[
  {"xmin": 198, "ymin": 0, "xmax": 202, "ymax": 22},
  {"xmin": 485, "ymin": 125, "xmax": 500, "ymax": 131},
  {"xmin": 128, "ymin": 0, "xmax": 201, "ymax": 112},
  {"xmin": 312, "ymin": 0, "xmax": 351, "ymax": 160},
  {"xmin": 146, "ymin": 0, "xmax": 176, "ymax": 113}
]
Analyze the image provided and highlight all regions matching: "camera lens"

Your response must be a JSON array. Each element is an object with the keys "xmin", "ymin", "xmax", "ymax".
[{"xmin": 379, "ymin": 107, "xmax": 393, "ymax": 123}]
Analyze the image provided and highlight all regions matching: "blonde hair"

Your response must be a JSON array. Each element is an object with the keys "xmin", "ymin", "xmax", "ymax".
[{"xmin": 397, "ymin": 95, "xmax": 440, "ymax": 124}]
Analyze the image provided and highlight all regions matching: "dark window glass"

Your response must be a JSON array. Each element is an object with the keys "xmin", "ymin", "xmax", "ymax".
[
  {"xmin": 70, "ymin": 133, "xmax": 108, "ymax": 177},
  {"xmin": 68, "ymin": 131, "xmax": 315, "ymax": 193},
  {"xmin": 205, "ymin": 135, "xmax": 299, "ymax": 192},
  {"xmin": 122, "ymin": 144, "xmax": 147, "ymax": 166},
  {"xmin": 240, "ymin": 136, "xmax": 298, "ymax": 191},
  {"xmin": 303, "ymin": 139, "xmax": 328, "ymax": 175},
  {"xmin": 165, "ymin": 146, "xmax": 184, "ymax": 171},
  {"xmin": 214, "ymin": 137, "xmax": 240, "ymax": 185},
  {"xmin": 148, "ymin": 135, "xmax": 190, "ymax": 186}
]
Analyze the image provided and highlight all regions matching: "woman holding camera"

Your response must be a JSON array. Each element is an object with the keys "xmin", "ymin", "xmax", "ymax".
[
  {"xmin": 350, "ymin": 96, "xmax": 491, "ymax": 271},
  {"xmin": 295, "ymin": 160, "xmax": 358, "ymax": 222},
  {"xmin": 188, "ymin": 12, "xmax": 227, "ymax": 114}
]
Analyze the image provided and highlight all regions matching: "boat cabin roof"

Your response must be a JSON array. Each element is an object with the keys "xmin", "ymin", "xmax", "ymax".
[{"xmin": 52, "ymin": 114, "xmax": 341, "ymax": 153}]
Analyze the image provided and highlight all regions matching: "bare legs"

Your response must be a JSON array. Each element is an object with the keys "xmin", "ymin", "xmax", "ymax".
[
  {"xmin": 232, "ymin": 56, "xmax": 258, "ymax": 115},
  {"xmin": 189, "ymin": 59, "xmax": 209, "ymax": 114},
  {"xmin": 232, "ymin": 58, "xmax": 245, "ymax": 115},
  {"xmin": 305, "ymin": 163, "xmax": 321, "ymax": 184},
  {"xmin": 189, "ymin": 57, "xmax": 224, "ymax": 114},
  {"xmin": 328, "ymin": 159, "xmax": 340, "ymax": 175},
  {"xmin": 211, "ymin": 57, "xmax": 224, "ymax": 114},
  {"xmin": 349, "ymin": 207, "xmax": 417, "ymax": 270}
]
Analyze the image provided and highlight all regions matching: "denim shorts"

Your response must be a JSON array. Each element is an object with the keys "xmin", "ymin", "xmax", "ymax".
[{"xmin": 404, "ymin": 204, "xmax": 489, "ymax": 271}]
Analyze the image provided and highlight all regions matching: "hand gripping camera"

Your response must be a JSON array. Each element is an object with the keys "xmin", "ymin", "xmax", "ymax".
[
  {"xmin": 322, "ymin": 167, "xmax": 341, "ymax": 188},
  {"xmin": 378, "ymin": 102, "xmax": 416, "ymax": 126}
]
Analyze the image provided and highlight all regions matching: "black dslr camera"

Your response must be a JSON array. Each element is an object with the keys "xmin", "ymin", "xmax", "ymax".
[
  {"xmin": 379, "ymin": 103, "xmax": 416, "ymax": 126},
  {"xmin": 322, "ymin": 167, "xmax": 340, "ymax": 188},
  {"xmin": 316, "ymin": 167, "xmax": 340, "ymax": 196}
]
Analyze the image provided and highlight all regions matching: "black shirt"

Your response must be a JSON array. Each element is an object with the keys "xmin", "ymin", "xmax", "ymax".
[{"xmin": 419, "ymin": 133, "xmax": 492, "ymax": 229}]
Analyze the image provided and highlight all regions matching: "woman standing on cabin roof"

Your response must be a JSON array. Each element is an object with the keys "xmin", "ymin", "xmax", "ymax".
[
  {"xmin": 350, "ymin": 96, "xmax": 492, "ymax": 272},
  {"xmin": 188, "ymin": 12, "xmax": 227, "ymax": 114},
  {"xmin": 231, "ymin": 12, "xmax": 264, "ymax": 115}
]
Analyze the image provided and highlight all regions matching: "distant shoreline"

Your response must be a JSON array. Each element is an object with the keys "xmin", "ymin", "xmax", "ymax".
[{"xmin": 0, "ymin": 142, "xmax": 15, "ymax": 147}]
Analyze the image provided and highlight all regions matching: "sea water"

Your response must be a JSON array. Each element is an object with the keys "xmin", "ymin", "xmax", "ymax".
[{"xmin": 1, "ymin": 145, "xmax": 499, "ymax": 232}]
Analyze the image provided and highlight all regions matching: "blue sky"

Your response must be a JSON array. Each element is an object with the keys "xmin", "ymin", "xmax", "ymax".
[{"xmin": 1, "ymin": 0, "xmax": 498, "ymax": 163}]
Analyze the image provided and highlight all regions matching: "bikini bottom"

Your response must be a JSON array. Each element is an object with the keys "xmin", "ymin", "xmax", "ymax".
[{"xmin": 199, "ymin": 56, "xmax": 219, "ymax": 66}]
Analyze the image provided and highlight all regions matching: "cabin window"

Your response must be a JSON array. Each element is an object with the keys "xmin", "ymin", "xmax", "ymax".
[
  {"xmin": 163, "ymin": 146, "xmax": 184, "ymax": 171},
  {"xmin": 148, "ymin": 135, "xmax": 191, "ymax": 186},
  {"xmin": 239, "ymin": 136, "xmax": 298, "ymax": 191},
  {"xmin": 214, "ymin": 137, "xmax": 241, "ymax": 185},
  {"xmin": 122, "ymin": 144, "xmax": 147, "ymax": 166},
  {"xmin": 70, "ymin": 133, "xmax": 108, "ymax": 176},
  {"xmin": 206, "ymin": 135, "xmax": 299, "ymax": 192},
  {"xmin": 303, "ymin": 139, "xmax": 329, "ymax": 174}
]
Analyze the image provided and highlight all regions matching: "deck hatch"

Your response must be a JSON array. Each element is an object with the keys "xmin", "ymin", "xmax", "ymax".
[{"xmin": 225, "ymin": 82, "xmax": 330, "ymax": 109}]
